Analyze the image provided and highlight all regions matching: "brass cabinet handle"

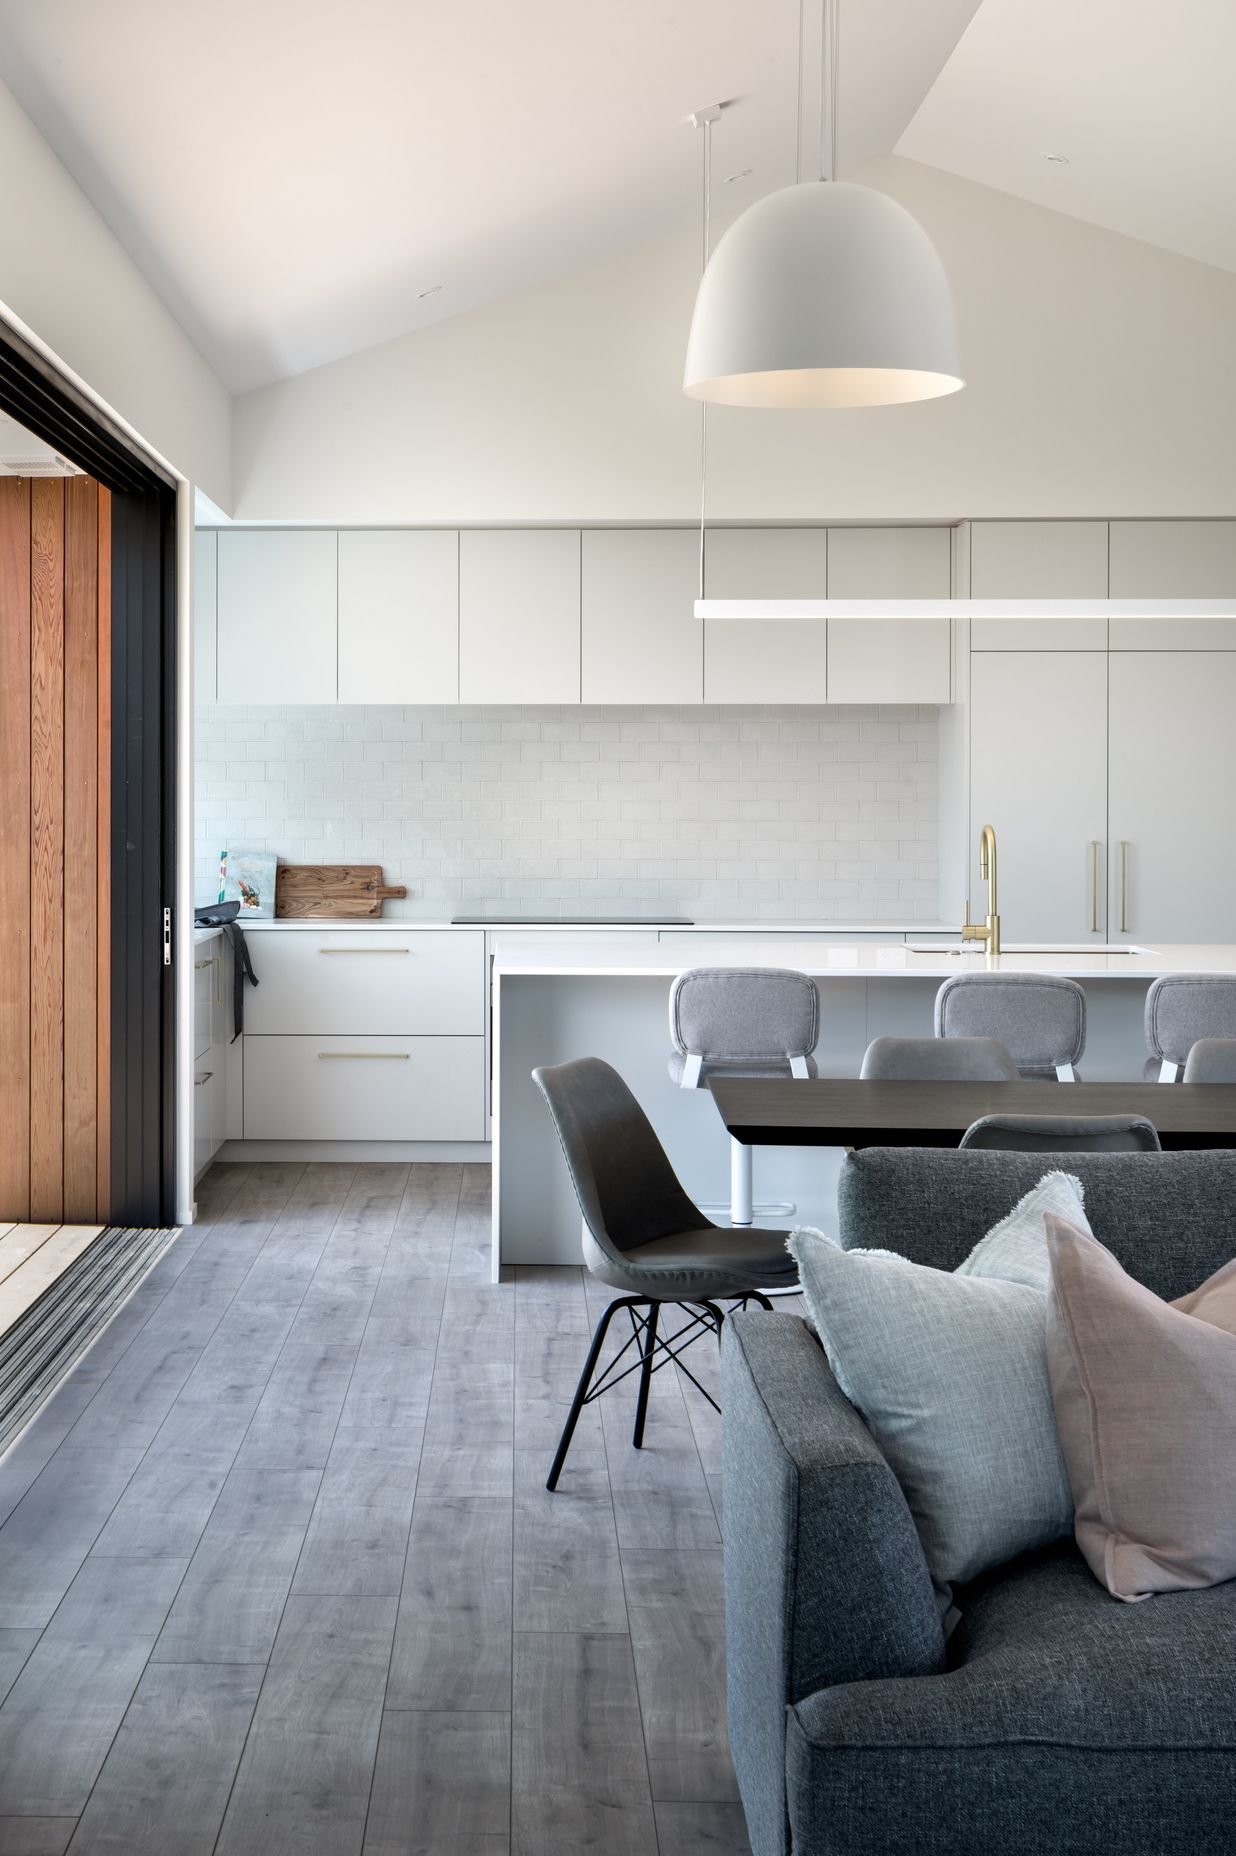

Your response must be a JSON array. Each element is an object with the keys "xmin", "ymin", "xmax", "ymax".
[
  {"xmin": 193, "ymin": 959, "xmax": 212, "ymax": 970},
  {"xmin": 1120, "ymin": 841, "xmax": 1130, "ymax": 933},
  {"xmin": 193, "ymin": 1071, "xmax": 214, "ymax": 1087},
  {"xmin": 317, "ymin": 1051, "xmax": 410, "ymax": 1060},
  {"xmin": 1090, "ymin": 842, "xmax": 1100, "ymax": 933},
  {"xmin": 318, "ymin": 947, "xmax": 411, "ymax": 955}
]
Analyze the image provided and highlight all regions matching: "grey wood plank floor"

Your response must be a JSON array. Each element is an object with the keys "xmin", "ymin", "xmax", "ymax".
[{"xmin": 0, "ymin": 1162, "xmax": 751, "ymax": 1856}]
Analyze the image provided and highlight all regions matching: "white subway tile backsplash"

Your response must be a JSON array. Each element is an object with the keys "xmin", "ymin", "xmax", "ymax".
[{"xmin": 194, "ymin": 703, "xmax": 940, "ymax": 921}]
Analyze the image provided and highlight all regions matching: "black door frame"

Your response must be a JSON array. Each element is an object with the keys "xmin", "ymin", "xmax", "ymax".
[{"xmin": 0, "ymin": 319, "xmax": 179, "ymax": 1225}]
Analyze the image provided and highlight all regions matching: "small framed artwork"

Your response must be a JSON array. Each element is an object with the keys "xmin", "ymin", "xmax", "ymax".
[{"xmin": 225, "ymin": 849, "xmax": 278, "ymax": 919}]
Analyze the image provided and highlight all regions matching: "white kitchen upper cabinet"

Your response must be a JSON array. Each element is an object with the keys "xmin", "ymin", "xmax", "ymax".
[
  {"xmin": 969, "ymin": 521, "xmax": 1109, "ymax": 650},
  {"xmin": 217, "ymin": 529, "xmax": 337, "ymax": 703},
  {"xmin": 702, "ymin": 527, "xmax": 829, "ymax": 702},
  {"xmin": 968, "ymin": 652, "xmax": 1109, "ymax": 943},
  {"xmin": 1108, "ymin": 652, "xmax": 1236, "ymax": 943},
  {"xmin": 194, "ymin": 530, "xmax": 217, "ymax": 705},
  {"xmin": 582, "ymin": 529, "xmax": 701, "ymax": 704},
  {"xmin": 338, "ymin": 530, "xmax": 458, "ymax": 703},
  {"xmin": 826, "ymin": 526, "xmax": 952, "ymax": 703},
  {"xmin": 459, "ymin": 530, "xmax": 580, "ymax": 703},
  {"xmin": 1109, "ymin": 521, "xmax": 1236, "ymax": 649}
]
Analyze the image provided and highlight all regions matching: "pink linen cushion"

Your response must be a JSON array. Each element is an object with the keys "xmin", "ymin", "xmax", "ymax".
[{"xmin": 1044, "ymin": 1211, "xmax": 1236, "ymax": 1602}]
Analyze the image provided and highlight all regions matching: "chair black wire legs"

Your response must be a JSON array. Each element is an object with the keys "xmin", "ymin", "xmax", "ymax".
[{"xmin": 546, "ymin": 1291, "xmax": 771, "ymax": 1491}]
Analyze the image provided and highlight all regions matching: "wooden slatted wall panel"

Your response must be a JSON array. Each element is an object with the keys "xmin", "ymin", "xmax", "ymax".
[
  {"xmin": 0, "ymin": 476, "xmax": 111, "ymax": 1224},
  {"xmin": 64, "ymin": 478, "xmax": 99, "ymax": 1219},
  {"xmin": 28, "ymin": 479, "xmax": 65, "ymax": 1221},
  {"xmin": 0, "ymin": 480, "xmax": 32, "ymax": 1219}
]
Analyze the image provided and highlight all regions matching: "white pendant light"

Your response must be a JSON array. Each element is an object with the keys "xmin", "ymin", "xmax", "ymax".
[{"xmin": 683, "ymin": 0, "xmax": 964, "ymax": 409}]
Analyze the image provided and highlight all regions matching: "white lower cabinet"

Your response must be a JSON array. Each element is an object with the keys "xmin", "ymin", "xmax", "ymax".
[
  {"xmin": 243, "ymin": 1036, "xmax": 484, "ymax": 1141},
  {"xmin": 243, "ymin": 929, "xmax": 484, "ymax": 1036},
  {"xmin": 240, "ymin": 927, "xmax": 486, "ymax": 1142},
  {"xmin": 192, "ymin": 933, "xmax": 230, "ymax": 1180}
]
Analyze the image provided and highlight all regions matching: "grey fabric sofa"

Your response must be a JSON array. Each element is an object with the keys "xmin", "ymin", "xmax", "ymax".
[{"xmin": 722, "ymin": 1147, "xmax": 1236, "ymax": 1856}]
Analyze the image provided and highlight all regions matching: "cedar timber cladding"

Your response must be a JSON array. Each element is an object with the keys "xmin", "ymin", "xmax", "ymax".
[{"xmin": 0, "ymin": 475, "xmax": 111, "ymax": 1222}]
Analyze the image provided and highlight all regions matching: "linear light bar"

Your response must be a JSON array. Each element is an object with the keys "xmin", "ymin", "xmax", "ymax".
[{"xmin": 695, "ymin": 599, "xmax": 1236, "ymax": 620}]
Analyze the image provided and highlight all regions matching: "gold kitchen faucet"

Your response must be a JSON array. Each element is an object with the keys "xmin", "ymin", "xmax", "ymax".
[{"xmin": 962, "ymin": 823, "xmax": 1001, "ymax": 956}]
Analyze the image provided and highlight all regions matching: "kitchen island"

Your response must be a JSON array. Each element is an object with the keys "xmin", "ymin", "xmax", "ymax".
[{"xmin": 491, "ymin": 938, "xmax": 1236, "ymax": 1272}]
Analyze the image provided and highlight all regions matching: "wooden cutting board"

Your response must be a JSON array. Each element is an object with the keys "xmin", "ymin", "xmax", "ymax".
[{"xmin": 275, "ymin": 864, "xmax": 408, "ymax": 919}]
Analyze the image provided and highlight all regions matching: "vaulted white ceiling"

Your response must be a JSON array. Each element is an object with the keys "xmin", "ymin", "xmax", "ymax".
[
  {"xmin": 898, "ymin": 0, "xmax": 1236, "ymax": 275},
  {"xmin": 0, "ymin": 0, "xmax": 978, "ymax": 392},
  {"xmin": 1, "ymin": 1, "xmax": 1228, "ymax": 399}
]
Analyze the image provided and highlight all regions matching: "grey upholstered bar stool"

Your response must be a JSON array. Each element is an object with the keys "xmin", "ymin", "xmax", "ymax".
[
  {"xmin": 960, "ymin": 1114, "xmax": 1162, "ymax": 1153},
  {"xmin": 668, "ymin": 966, "xmax": 819, "ymax": 1227},
  {"xmin": 860, "ymin": 1034, "xmax": 1019, "ymax": 1082},
  {"xmin": 935, "ymin": 972, "xmax": 1086, "ymax": 1081},
  {"xmin": 1144, "ymin": 975, "xmax": 1236, "ymax": 1081},
  {"xmin": 532, "ymin": 1057, "xmax": 799, "ymax": 1490},
  {"xmin": 1182, "ymin": 1038, "xmax": 1236, "ymax": 1084}
]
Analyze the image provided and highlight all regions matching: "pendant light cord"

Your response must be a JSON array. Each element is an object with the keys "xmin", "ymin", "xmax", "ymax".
[
  {"xmin": 795, "ymin": 0, "xmax": 805, "ymax": 186},
  {"xmin": 820, "ymin": 0, "xmax": 838, "ymax": 182},
  {"xmin": 698, "ymin": 112, "xmax": 711, "ymax": 601}
]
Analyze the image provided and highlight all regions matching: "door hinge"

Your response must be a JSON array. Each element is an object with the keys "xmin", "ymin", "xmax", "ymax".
[{"xmin": 163, "ymin": 906, "xmax": 173, "ymax": 967}]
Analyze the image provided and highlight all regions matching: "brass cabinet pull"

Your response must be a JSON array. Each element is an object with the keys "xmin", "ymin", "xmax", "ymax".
[
  {"xmin": 193, "ymin": 959, "xmax": 212, "ymax": 970},
  {"xmin": 193, "ymin": 1072, "xmax": 214, "ymax": 1087},
  {"xmin": 317, "ymin": 1051, "xmax": 410, "ymax": 1060},
  {"xmin": 1089, "ymin": 842, "xmax": 1100, "ymax": 933},
  {"xmin": 1120, "ymin": 841, "xmax": 1131, "ymax": 933},
  {"xmin": 318, "ymin": 947, "xmax": 411, "ymax": 955}
]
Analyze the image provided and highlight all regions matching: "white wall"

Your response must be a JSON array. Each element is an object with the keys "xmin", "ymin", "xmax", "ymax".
[
  {"xmin": 233, "ymin": 154, "xmax": 1236, "ymax": 524},
  {"xmin": 0, "ymin": 78, "xmax": 231, "ymax": 506}
]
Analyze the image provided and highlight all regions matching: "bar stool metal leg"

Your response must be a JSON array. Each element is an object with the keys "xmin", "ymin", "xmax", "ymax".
[{"xmin": 729, "ymin": 1139, "xmax": 754, "ymax": 1226}]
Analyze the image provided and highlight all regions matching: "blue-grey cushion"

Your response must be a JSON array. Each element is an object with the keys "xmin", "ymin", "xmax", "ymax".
[
  {"xmin": 786, "ymin": 1539, "xmax": 1236, "ymax": 1856},
  {"xmin": 789, "ymin": 1174, "xmax": 1086, "ymax": 1598}
]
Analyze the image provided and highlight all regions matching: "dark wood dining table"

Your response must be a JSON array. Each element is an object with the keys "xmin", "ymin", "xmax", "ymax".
[{"xmin": 708, "ymin": 1077, "xmax": 1236, "ymax": 1149}]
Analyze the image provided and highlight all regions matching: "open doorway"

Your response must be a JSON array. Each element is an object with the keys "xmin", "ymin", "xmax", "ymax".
[{"xmin": 0, "ymin": 323, "xmax": 178, "ymax": 1229}]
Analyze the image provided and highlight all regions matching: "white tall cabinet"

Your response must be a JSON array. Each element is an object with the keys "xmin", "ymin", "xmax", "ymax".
[
  {"xmin": 1108, "ymin": 653, "xmax": 1236, "ymax": 943},
  {"xmin": 968, "ymin": 652, "xmax": 1109, "ymax": 941}
]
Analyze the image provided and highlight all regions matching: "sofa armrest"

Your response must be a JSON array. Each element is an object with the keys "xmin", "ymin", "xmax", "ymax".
[{"xmin": 722, "ymin": 1311, "xmax": 945, "ymax": 1856}]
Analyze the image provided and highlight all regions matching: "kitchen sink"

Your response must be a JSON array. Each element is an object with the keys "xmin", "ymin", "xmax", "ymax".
[{"xmin": 906, "ymin": 943, "xmax": 1158, "ymax": 957}]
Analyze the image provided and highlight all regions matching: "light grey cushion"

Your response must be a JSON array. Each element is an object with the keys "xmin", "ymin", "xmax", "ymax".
[
  {"xmin": 1144, "ymin": 974, "xmax": 1236, "ymax": 1066},
  {"xmin": 1183, "ymin": 1037, "xmax": 1236, "ymax": 1084},
  {"xmin": 860, "ymin": 1034, "xmax": 1018, "ymax": 1082},
  {"xmin": 788, "ymin": 1172, "xmax": 1088, "ymax": 1601},
  {"xmin": 668, "ymin": 966, "xmax": 819, "ymax": 1064},
  {"xmin": 935, "ymin": 972, "xmax": 1086, "ymax": 1074}
]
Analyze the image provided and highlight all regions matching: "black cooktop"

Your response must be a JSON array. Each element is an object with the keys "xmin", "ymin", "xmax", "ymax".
[{"xmin": 450, "ymin": 916, "xmax": 695, "ymax": 926}]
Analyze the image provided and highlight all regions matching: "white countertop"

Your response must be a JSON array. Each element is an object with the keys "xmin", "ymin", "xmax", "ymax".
[
  {"xmin": 491, "ymin": 937, "xmax": 1236, "ymax": 980},
  {"xmin": 210, "ymin": 917, "xmax": 963, "ymax": 935}
]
